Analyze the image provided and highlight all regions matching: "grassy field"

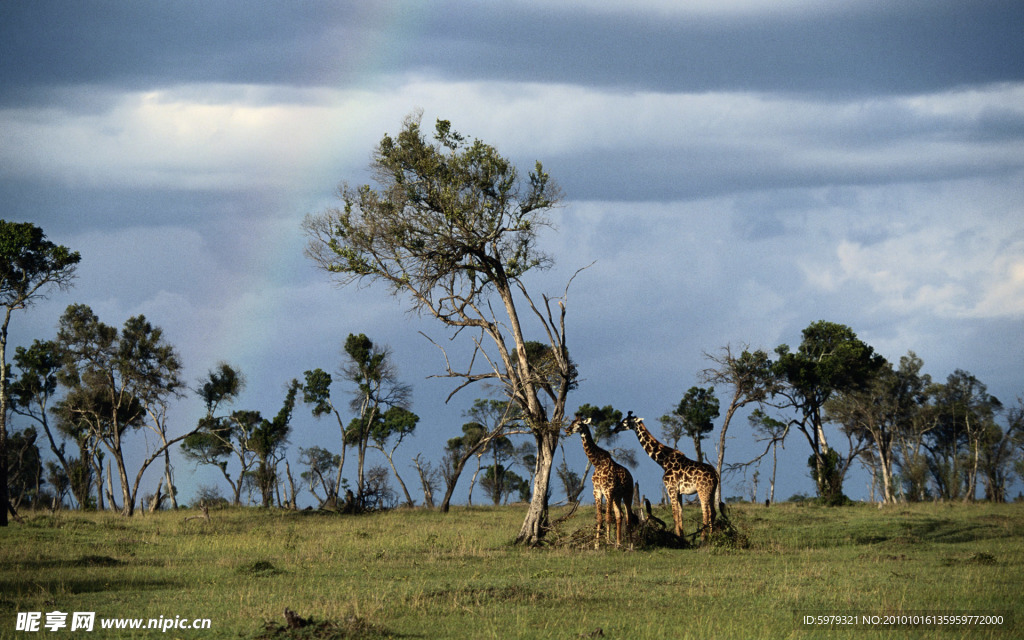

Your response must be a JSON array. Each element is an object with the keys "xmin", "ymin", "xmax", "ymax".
[{"xmin": 1, "ymin": 501, "xmax": 1021, "ymax": 639}]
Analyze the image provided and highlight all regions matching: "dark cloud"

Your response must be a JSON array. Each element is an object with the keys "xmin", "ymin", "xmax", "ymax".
[{"xmin": 3, "ymin": 0, "xmax": 1022, "ymax": 105}]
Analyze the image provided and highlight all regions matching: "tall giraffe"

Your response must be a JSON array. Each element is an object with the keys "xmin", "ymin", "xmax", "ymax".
[
  {"xmin": 615, "ymin": 412, "xmax": 720, "ymax": 541},
  {"xmin": 565, "ymin": 416, "xmax": 638, "ymax": 548}
]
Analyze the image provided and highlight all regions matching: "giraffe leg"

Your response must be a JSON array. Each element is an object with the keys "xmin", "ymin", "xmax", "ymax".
[
  {"xmin": 594, "ymin": 489, "xmax": 603, "ymax": 549},
  {"xmin": 699, "ymin": 487, "xmax": 714, "ymax": 541},
  {"xmin": 667, "ymin": 482, "xmax": 684, "ymax": 538},
  {"xmin": 611, "ymin": 499, "xmax": 623, "ymax": 547},
  {"xmin": 602, "ymin": 493, "xmax": 610, "ymax": 544}
]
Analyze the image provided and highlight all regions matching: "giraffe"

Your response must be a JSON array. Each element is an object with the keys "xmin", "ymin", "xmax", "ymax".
[
  {"xmin": 615, "ymin": 412, "xmax": 720, "ymax": 541},
  {"xmin": 565, "ymin": 416, "xmax": 639, "ymax": 548}
]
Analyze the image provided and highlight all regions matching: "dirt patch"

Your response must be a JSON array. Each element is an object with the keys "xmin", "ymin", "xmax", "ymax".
[{"xmin": 252, "ymin": 608, "xmax": 398, "ymax": 639}]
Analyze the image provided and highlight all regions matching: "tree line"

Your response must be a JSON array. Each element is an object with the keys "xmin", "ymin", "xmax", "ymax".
[{"xmin": 4, "ymin": 115, "xmax": 1022, "ymax": 539}]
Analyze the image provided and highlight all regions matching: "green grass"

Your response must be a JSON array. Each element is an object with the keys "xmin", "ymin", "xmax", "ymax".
[{"xmin": 1, "ymin": 502, "xmax": 1021, "ymax": 639}]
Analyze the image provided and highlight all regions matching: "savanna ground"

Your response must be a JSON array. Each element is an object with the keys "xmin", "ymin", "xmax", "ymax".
[{"xmin": 1, "ymin": 501, "xmax": 1020, "ymax": 639}]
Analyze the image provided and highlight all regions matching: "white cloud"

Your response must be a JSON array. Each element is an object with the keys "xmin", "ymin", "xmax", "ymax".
[
  {"xmin": 4, "ymin": 80, "xmax": 1021, "ymax": 199},
  {"xmin": 795, "ymin": 178, "xmax": 1024, "ymax": 320}
]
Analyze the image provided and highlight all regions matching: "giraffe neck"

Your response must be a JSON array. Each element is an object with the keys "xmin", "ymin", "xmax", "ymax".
[
  {"xmin": 579, "ymin": 425, "xmax": 611, "ymax": 467},
  {"xmin": 633, "ymin": 420, "xmax": 678, "ymax": 469}
]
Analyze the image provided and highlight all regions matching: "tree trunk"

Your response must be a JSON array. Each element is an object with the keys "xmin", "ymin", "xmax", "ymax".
[
  {"xmin": 713, "ymin": 402, "xmax": 739, "ymax": 512},
  {"xmin": 514, "ymin": 429, "xmax": 558, "ymax": 545},
  {"xmin": 385, "ymin": 453, "xmax": 415, "ymax": 507},
  {"xmin": 0, "ymin": 324, "xmax": 10, "ymax": 526},
  {"xmin": 440, "ymin": 456, "xmax": 469, "ymax": 514},
  {"xmin": 114, "ymin": 451, "xmax": 133, "ymax": 516},
  {"xmin": 285, "ymin": 459, "xmax": 298, "ymax": 510},
  {"xmin": 163, "ymin": 450, "xmax": 178, "ymax": 510},
  {"xmin": 149, "ymin": 476, "xmax": 164, "ymax": 514},
  {"xmin": 878, "ymin": 440, "xmax": 895, "ymax": 504},
  {"xmin": 413, "ymin": 456, "xmax": 435, "ymax": 508},
  {"xmin": 467, "ymin": 455, "xmax": 483, "ymax": 506},
  {"xmin": 105, "ymin": 463, "xmax": 119, "ymax": 512},
  {"xmin": 93, "ymin": 451, "xmax": 105, "ymax": 511}
]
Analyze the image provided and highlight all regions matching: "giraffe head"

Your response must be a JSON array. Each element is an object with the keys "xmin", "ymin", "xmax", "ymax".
[
  {"xmin": 613, "ymin": 411, "xmax": 643, "ymax": 435},
  {"xmin": 564, "ymin": 415, "xmax": 592, "ymax": 436}
]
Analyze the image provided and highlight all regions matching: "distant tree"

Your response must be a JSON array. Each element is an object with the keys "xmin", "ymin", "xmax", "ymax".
[
  {"xmin": 412, "ymin": 453, "xmax": 441, "ymax": 508},
  {"xmin": 977, "ymin": 399, "xmax": 1020, "ymax": 502},
  {"xmin": 9, "ymin": 339, "xmax": 95, "ymax": 508},
  {"xmin": 363, "ymin": 465, "xmax": 397, "ymax": 510},
  {"xmin": 301, "ymin": 368, "xmax": 349, "ymax": 506},
  {"xmin": 0, "ymin": 220, "xmax": 80, "ymax": 525},
  {"xmin": 660, "ymin": 387, "xmax": 719, "ymax": 464},
  {"xmin": 924, "ymin": 370, "xmax": 1001, "ymax": 501},
  {"xmin": 339, "ymin": 333, "xmax": 411, "ymax": 509},
  {"xmin": 747, "ymin": 409, "xmax": 787, "ymax": 504},
  {"xmin": 826, "ymin": 352, "xmax": 931, "ymax": 504},
  {"xmin": 481, "ymin": 464, "xmax": 529, "ymax": 505},
  {"xmin": 54, "ymin": 305, "xmax": 187, "ymax": 516},
  {"xmin": 700, "ymin": 345, "xmax": 778, "ymax": 506},
  {"xmin": 248, "ymin": 380, "xmax": 300, "ymax": 508},
  {"xmin": 442, "ymin": 421, "xmax": 487, "ymax": 510},
  {"xmin": 304, "ymin": 115, "xmax": 574, "ymax": 545},
  {"xmin": 362, "ymin": 405, "xmax": 419, "ymax": 507},
  {"xmin": 439, "ymin": 398, "xmax": 521, "ymax": 512},
  {"xmin": 181, "ymin": 364, "xmax": 252, "ymax": 505},
  {"xmin": 5, "ymin": 426, "xmax": 43, "ymax": 509},
  {"xmin": 555, "ymin": 458, "xmax": 584, "ymax": 504},
  {"xmin": 44, "ymin": 460, "xmax": 71, "ymax": 508},
  {"xmin": 299, "ymin": 446, "xmax": 342, "ymax": 508},
  {"xmin": 773, "ymin": 321, "xmax": 885, "ymax": 502},
  {"xmin": 480, "ymin": 436, "xmax": 516, "ymax": 506}
]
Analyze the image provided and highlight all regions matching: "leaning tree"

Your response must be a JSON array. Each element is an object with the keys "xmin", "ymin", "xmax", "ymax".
[{"xmin": 304, "ymin": 114, "xmax": 576, "ymax": 544}]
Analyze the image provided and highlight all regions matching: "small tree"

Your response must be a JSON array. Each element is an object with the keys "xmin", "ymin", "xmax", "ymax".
[
  {"xmin": 9, "ymin": 339, "xmax": 95, "ymax": 508},
  {"xmin": 181, "ymin": 363, "xmax": 249, "ymax": 504},
  {"xmin": 340, "ymin": 334, "xmax": 410, "ymax": 509},
  {"xmin": 748, "ymin": 409, "xmax": 787, "ymax": 504},
  {"xmin": 700, "ymin": 345, "xmax": 778, "ymax": 506},
  {"xmin": 305, "ymin": 115, "xmax": 574, "ymax": 544},
  {"xmin": 301, "ymin": 368, "xmax": 349, "ymax": 506},
  {"xmin": 0, "ymin": 220, "xmax": 80, "ymax": 524},
  {"xmin": 54, "ymin": 305, "xmax": 187, "ymax": 516},
  {"xmin": 660, "ymin": 386, "xmax": 719, "ymax": 463},
  {"xmin": 5, "ymin": 426, "xmax": 43, "ymax": 509},
  {"xmin": 412, "ymin": 453, "xmax": 441, "ymax": 508},
  {"xmin": 365, "ymin": 406, "xmax": 419, "ymax": 507},
  {"xmin": 249, "ymin": 380, "xmax": 300, "ymax": 508},
  {"xmin": 826, "ymin": 352, "xmax": 931, "ymax": 504},
  {"xmin": 299, "ymin": 446, "xmax": 342, "ymax": 507}
]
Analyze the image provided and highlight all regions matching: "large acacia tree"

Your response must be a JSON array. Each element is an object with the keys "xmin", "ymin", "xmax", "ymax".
[
  {"xmin": 774, "ymin": 320, "xmax": 885, "ymax": 502},
  {"xmin": 304, "ymin": 115, "xmax": 575, "ymax": 544}
]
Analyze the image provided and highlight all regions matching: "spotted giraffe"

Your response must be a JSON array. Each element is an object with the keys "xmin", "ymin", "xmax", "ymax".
[
  {"xmin": 615, "ymin": 412, "xmax": 720, "ymax": 541},
  {"xmin": 565, "ymin": 416, "xmax": 638, "ymax": 548}
]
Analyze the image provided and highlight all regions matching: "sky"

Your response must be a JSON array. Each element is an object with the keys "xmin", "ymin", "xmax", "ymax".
[{"xmin": 2, "ymin": 0, "xmax": 1023, "ymax": 509}]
